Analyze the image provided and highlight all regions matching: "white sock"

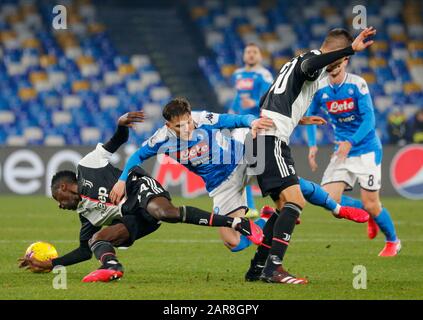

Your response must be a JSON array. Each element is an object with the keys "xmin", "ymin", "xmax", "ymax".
[{"xmin": 332, "ymin": 204, "xmax": 341, "ymax": 215}]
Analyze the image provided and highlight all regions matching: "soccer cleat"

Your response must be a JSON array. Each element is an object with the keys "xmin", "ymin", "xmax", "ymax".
[
  {"xmin": 235, "ymin": 218, "xmax": 264, "ymax": 245},
  {"xmin": 367, "ymin": 216, "xmax": 379, "ymax": 239},
  {"xmin": 260, "ymin": 255, "xmax": 308, "ymax": 284},
  {"xmin": 82, "ymin": 269, "xmax": 124, "ymax": 283},
  {"xmin": 245, "ymin": 259, "xmax": 265, "ymax": 282},
  {"xmin": 338, "ymin": 206, "xmax": 369, "ymax": 223},
  {"xmin": 378, "ymin": 240, "xmax": 401, "ymax": 257},
  {"xmin": 260, "ymin": 205, "xmax": 275, "ymax": 219}
]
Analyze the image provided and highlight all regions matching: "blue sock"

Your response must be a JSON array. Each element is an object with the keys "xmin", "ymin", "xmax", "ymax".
[
  {"xmin": 340, "ymin": 195, "xmax": 364, "ymax": 209},
  {"xmin": 299, "ymin": 177, "xmax": 338, "ymax": 212},
  {"xmin": 231, "ymin": 218, "xmax": 267, "ymax": 252},
  {"xmin": 246, "ymin": 186, "xmax": 255, "ymax": 209},
  {"xmin": 374, "ymin": 208, "xmax": 398, "ymax": 242}
]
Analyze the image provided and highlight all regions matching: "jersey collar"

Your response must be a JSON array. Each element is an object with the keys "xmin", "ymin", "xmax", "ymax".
[{"xmin": 329, "ymin": 73, "xmax": 348, "ymax": 91}]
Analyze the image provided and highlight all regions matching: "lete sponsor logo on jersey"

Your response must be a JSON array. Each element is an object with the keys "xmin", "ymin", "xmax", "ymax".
[
  {"xmin": 326, "ymin": 98, "xmax": 355, "ymax": 114},
  {"xmin": 236, "ymin": 78, "xmax": 254, "ymax": 90},
  {"xmin": 390, "ymin": 144, "xmax": 423, "ymax": 200},
  {"xmin": 169, "ymin": 141, "xmax": 209, "ymax": 163}
]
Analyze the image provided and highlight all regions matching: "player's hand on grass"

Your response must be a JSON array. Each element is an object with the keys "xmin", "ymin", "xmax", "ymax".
[
  {"xmin": 118, "ymin": 111, "xmax": 145, "ymax": 128},
  {"xmin": 251, "ymin": 117, "xmax": 274, "ymax": 138},
  {"xmin": 110, "ymin": 180, "xmax": 126, "ymax": 204},
  {"xmin": 308, "ymin": 146, "xmax": 319, "ymax": 172},
  {"xmin": 335, "ymin": 140, "xmax": 352, "ymax": 161},
  {"xmin": 18, "ymin": 256, "xmax": 53, "ymax": 272},
  {"xmin": 352, "ymin": 27, "xmax": 376, "ymax": 52},
  {"xmin": 299, "ymin": 116, "xmax": 327, "ymax": 125}
]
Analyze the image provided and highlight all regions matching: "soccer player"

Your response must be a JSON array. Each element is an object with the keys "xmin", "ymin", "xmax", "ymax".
[
  {"xmin": 306, "ymin": 28, "xmax": 400, "ymax": 257},
  {"xmin": 245, "ymin": 27, "xmax": 377, "ymax": 284},
  {"xmin": 19, "ymin": 111, "xmax": 262, "ymax": 281},
  {"xmin": 110, "ymin": 98, "xmax": 368, "ymax": 255},
  {"xmin": 229, "ymin": 43, "xmax": 273, "ymax": 215}
]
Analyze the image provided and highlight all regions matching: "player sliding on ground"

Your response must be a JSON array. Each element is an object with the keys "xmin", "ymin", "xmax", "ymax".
[
  {"xmin": 19, "ymin": 111, "xmax": 263, "ymax": 282},
  {"xmin": 306, "ymin": 28, "xmax": 400, "ymax": 257},
  {"xmin": 110, "ymin": 98, "xmax": 368, "ymax": 255},
  {"xmin": 245, "ymin": 27, "xmax": 378, "ymax": 284}
]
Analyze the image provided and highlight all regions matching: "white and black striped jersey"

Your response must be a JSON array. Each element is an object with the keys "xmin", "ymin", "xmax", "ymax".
[
  {"xmin": 76, "ymin": 143, "xmax": 123, "ymax": 230},
  {"xmin": 260, "ymin": 50, "xmax": 326, "ymax": 145}
]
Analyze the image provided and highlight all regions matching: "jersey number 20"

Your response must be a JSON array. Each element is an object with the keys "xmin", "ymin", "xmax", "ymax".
[{"xmin": 271, "ymin": 58, "xmax": 298, "ymax": 94}]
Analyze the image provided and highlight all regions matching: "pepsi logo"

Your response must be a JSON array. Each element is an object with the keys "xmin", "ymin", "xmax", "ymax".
[
  {"xmin": 326, "ymin": 98, "xmax": 355, "ymax": 114},
  {"xmin": 390, "ymin": 144, "xmax": 423, "ymax": 200}
]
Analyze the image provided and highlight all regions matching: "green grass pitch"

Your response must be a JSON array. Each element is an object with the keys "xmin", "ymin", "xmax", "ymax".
[{"xmin": 0, "ymin": 195, "xmax": 422, "ymax": 300}]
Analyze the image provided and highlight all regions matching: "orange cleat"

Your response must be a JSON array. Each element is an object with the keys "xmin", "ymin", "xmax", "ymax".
[
  {"xmin": 367, "ymin": 216, "xmax": 379, "ymax": 239},
  {"xmin": 338, "ymin": 206, "xmax": 369, "ymax": 223},
  {"xmin": 82, "ymin": 269, "xmax": 124, "ymax": 283},
  {"xmin": 378, "ymin": 240, "xmax": 401, "ymax": 257}
]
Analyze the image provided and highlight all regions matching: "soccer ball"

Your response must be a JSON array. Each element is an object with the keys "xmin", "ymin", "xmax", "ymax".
[{"xmin": 25, "ymin": 241, "xmax": 58, "ymax": 272}]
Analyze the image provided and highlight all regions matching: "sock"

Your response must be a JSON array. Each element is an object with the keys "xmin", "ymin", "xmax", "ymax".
[
  {"xmin": 270, "ymin": 203, "xmax": 302, "ymax": 260},
  {"xmin": 374, "ymin": 208, "xmax": 398, "ymax": 242},
  {"xmin": 252, "ymin": 211, "xmax": 279, "ymax": 264},
  {"xmin": 89, "ymin": 240, "xmax": 121, "ymax": 269},
  {"xmin": 299, "ymin": 178, "xmax": 338, "ymax": 213},
  {"xmin": 340, "ymin": 195, "xmax": 364, "ymax": 209},
  {"xmin": 231, "ymin": 218, "xmax": 267, "ymax": 252},
  {"xmin": 246, "ymin": 186, "xmax": 256, "ymax": 209},
  {"xmin": 180, "ymin": 206, "xmax": 234, "ymax": 228}
]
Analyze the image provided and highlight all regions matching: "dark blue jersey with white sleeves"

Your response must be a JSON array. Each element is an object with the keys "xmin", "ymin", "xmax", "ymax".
[
  {"xmin": 231, "ymin": 66, "xmax": 273, "ymax": 116},
  {"xmin": 119, "ymin": 111, "xmax": 257, "ymax": 192},
  {"xmin": 306, "ymin": 73, "xmax": 382, "ymax": 163}
]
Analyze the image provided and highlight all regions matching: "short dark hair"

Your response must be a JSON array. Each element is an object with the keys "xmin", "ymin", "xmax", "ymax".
[
  {"xmin": 51, "ymin": 170, "xmax": 77, "ymax": 194},
  {"xmin": 245, "ymin": 42, "xmax": 261, "ymax": 50},
  {"xmin": 162, "ymin": 97, "xmax": 192, "ymax": 121},
  {"xmin": 322, "ymin": 28, "xmax": 353, "ymax": 49}
]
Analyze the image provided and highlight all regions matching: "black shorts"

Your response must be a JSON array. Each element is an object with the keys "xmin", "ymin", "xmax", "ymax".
[
  {"xmin": 112, "ymin": 213, "xmax": 161, "ymax": 247},
  {"xmin": 253, "ymin": 136, "xmax": 299, "ymax": 201},
  {"xmin": 121, "ymin": 166, "xmax": 172, "ymax": 215}
]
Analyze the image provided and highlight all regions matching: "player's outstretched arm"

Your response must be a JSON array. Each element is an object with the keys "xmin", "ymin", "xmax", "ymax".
[
  {"xmin": 110, "ymin": 134, "xmax": 161, "ymax": 204},
  {"xmin": 103, "ymin": 111, "xmax": 145, "ymax": 153},
  {"xmin": 301, "ymin": 27, "xmax": 376, "ymax": 77},
  {"xmin": 18, "ymin": 245, "xmax": 93, "ymax": 272}
]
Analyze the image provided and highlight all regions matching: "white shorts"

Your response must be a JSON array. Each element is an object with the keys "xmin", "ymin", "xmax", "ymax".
[
  {"xmin": 321, "ymin": 151, "xmax": 381, "ymax": 191},
  {"xmin": 209, "ymin": 163, "xmax": 255, "ymax": 216}
]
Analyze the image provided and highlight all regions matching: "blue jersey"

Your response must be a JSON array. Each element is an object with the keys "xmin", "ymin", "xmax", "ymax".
[
  {"xmin": 119, "ymin": 111, "xmax": 256, "ymax": 192},
  {"xmin": 306, "ymin": 73, "xmax": 382, "ymax": 163},
  {"xmin": 230, "ymin": 66, "xmax": 273, "ymax": 117}
]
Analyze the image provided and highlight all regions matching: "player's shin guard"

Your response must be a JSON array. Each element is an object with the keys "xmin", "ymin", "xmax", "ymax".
[
  {"xmin": 299, "ymin": 178, "xmax": 339, "ymax": 213},
  {"xmin": 270, "ymin": 203, "xmax": 302, "ymax": 260},
  {"xmin": 340, "ymin": 195, "xmax": 364, "ymax": 209},
  {"xmin": 89, "ymin": 240, "xmax": 121, "ymax": 270},
  {"xmin": 374, "ymin": 208, "xmax": 398, "ymax": 242}
]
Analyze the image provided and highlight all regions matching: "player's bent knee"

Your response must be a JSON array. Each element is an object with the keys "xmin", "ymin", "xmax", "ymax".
[{"xmin": 363, "ymin": 201, "xmax": 382, "ymax": 216}]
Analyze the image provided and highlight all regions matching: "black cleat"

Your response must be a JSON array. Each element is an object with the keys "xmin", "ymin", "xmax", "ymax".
[{"xmin": 245, "ymin": 259, "xmax": 265, "ymax": 282}]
